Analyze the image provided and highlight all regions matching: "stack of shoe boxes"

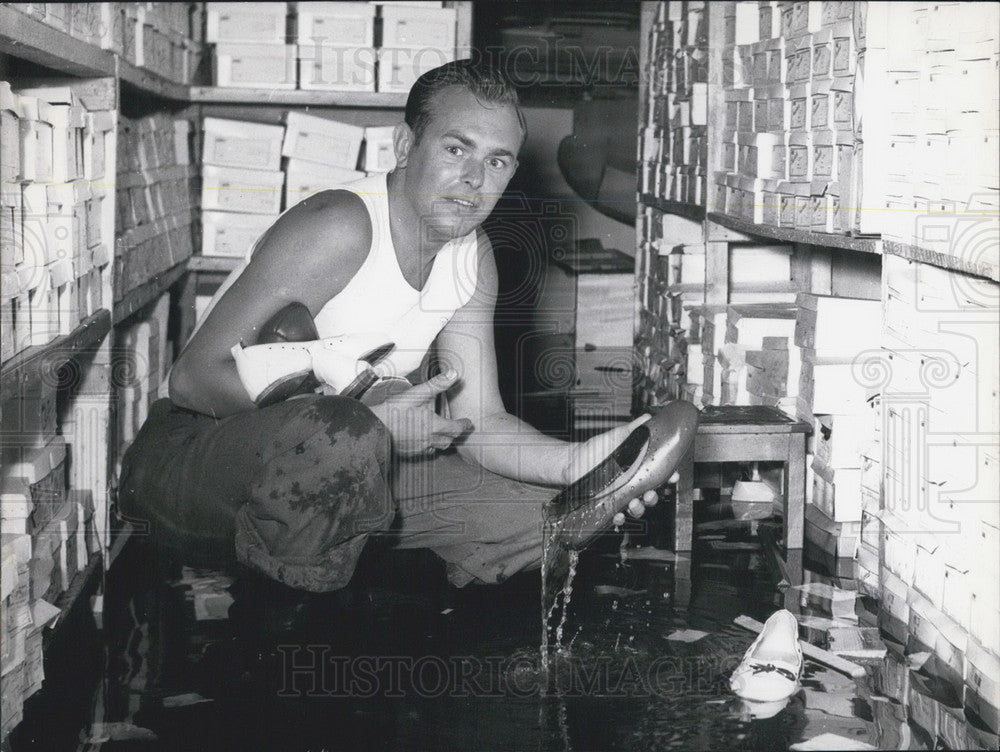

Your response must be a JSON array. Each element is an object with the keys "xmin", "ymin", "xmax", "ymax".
[
  {"xmin": 12, "ymin": 2, "xmax": 206, "ymax": 84},
  {"xmin": 791, "ymin": 293, "xmax": 881, "ymax": 557},
  {"xmin": 296, "ymin": 2, "xmax": 377, "ymax": 92},
  {"xmin": 206, "ymin": 2, "xmax": 459, "ymax": 93},
  {"xmin": 878, "ymin": 254, "xmax": 1000, "ymax": 736},
  {"xmin": 207, "ymin": 2, "xmax": 296, "ymax": 89},
  {"xmin": 712, "ymin": 0, "xmax": 865, "ymax": 235},
  {"xmin": 378, "ymin": 3, "xmax": 458, "ymax": 93},
  {"xmin": 639, "ymin": 0, "xmax": 708, "ymax": 207},
  {"xmin": 281, "ymin": 112, "xmax": 365, "ymax": 210},
  {"xmin": 115, "ymin": 112, "xmax": 197, "ymax": 302},
  {"xmin": 861, "ymin": 2, "xmax": 1000, "ymax": 246},
  {"xmin": 1, "ymin": 80, "xmax": 114, "ymax": 358},
  {"xmin": 633, "ymin": 204, "xmax": 705, "ymax": 409},
  {"xmin": 127, "ymin": 2, "xmax": 204, "ymax": 84},
  {"xmin": 199, "ymin": 113, "xmax": 399, "ymax": 258},
  {"xmin": 114, "ymin": 296, "xmax": 171, "ymax": 460},
  {"xmin": 200, "ymin": 116, "xmax": 285, "ymax": 257}
]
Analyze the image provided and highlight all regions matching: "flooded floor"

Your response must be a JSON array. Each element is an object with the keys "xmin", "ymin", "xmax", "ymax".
[{"xmin": 8, "ymin": 506, "xmax": 998, "ymax": 751}]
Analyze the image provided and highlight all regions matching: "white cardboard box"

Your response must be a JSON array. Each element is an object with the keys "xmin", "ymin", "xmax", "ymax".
[
  {"xmin": 1, "ymin": 82, "xmax": 20, "ymax": 184},
  {"xmin": 200, "ymin": 211, "xmax": 277, "ymax": 258},
  {"xmin": 295, "ymin": 2, "xmax": 374, "ymax": 47},
  {"xmin": 297, "ymin": 45, "xmax": 377, "ymax": 92},
  {"xmin": 362, "ymin": 126, "xmax": 397, "ymax": 173},
  {"xmin": 377, "ymin": 47, "xmax": 456, "ymax": 93},
  {"xmin": 380, "ymin": 5, "xmax": 456, "ymax": 51},
  {"xmin": 202, "ymin": 117, "xmax": 285, "ymax": 171},
  {"xmin": 200, "ymin": 165, "xmax": 284, "ymax": 215},
  {"xmin": 214, "ymin": 43, "xmax": 297, "ymax": 89},
  {"xmin": 17, "ymin": 96, "xmax": 54, "ymax": 183},
  {"xmin": 284, "ymin": 159, "xmax": 365, "ymax": 208},
  {"xmin": 281, "ymin": 111, "xmax": 364, "ymax": 169},
  {"xmin": 206, "ymin": 2, "xmax": 287, "ymax": 44},
  {"xmin": 795, "ymin": 293, "xmax": 881, "ymax": 355}
]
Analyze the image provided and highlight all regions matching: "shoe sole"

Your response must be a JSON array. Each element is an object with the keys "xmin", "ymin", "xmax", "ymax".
[{"xmin": 544, "ymin": 400, "xmax": 699, "ymax": 550}]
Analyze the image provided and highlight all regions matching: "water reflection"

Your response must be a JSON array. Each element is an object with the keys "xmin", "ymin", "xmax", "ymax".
[{"xmin": 19, "ymin": 523, "xmax": 1000, "ymax": 751}]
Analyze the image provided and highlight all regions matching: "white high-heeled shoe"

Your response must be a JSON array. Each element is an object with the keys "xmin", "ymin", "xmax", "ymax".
[
  {"xmin": 231, "ymin": 342, "xmax": 315, "ymax": 406},
  {"xmin": 232, "ymin": 332, "xmax": 394, "ymax": 406}
]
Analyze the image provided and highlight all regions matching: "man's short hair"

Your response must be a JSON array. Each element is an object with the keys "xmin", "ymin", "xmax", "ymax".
[{"xmin": 404, "ymin": 59, "xmax": 526, "ymax": 145}]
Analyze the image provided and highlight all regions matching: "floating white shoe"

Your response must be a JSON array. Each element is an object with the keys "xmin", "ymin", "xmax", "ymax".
[{"xmin": 730, "ymin": 609, "xmax": 803, "ymax": 703}]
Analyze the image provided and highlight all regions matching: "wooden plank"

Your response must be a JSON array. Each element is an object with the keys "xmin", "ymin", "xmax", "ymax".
[
  {"xmin": 694, "ymin": 433, "xmax": 792, "ymax": 462},
  {"xmin": 8, "ymin": 75, "xmax": 117, "ymax": 110},
  {"xmin": 116, "ymin": 57, "xmax": 188, "ymax": 101},
  {"xmin": 0, "ymin": 5, "xmax": 114, "ymax": 78},
  {"xmin": 698, "ymin": 405, "xmax": 797, "ymax": 431},
  {"xmin": 196, "ymin": 102, "xmax": 405, "ymax": 128},
  {"xmin": 789, "ymin": 243, "xmax": 812, "ymax": 291},
  {"xmin": 449, "ymin": 1, "xmax": 473, "ymax": 57},
  {"xmin": 705, "ymin": 240, "xmax": 729, "ymax": 304},
  {"xmin": 639, "ymin": 194, "xmax": 706, "ymax": 222},
  {"xmin": 809, "ymin": 246, "xmax": 834, "ymax": 294},
  {"xmin": 706, "ymin": 219, "xmax": 755, "ymax": 243},
  {"xmin": 675, "ymin": 448, "xmax": 696, "ymax": 553},
  {"xmin": 883, "ymin": 239, "xmax": 999, "ymax": 283},
  {"xmin": 707, "ymin": 212, "xmax": 882, "ymax": 255},
  {"xmin": 190, "ymin": 87, "xmax": 408, "ymax": 108},
  {"xmin": 734, "ymin": 615, "xmax": 868, "ymax": 679},
  {"xmin": 705, "ymin": 1, "xmax": 728, "ymax": 213},
  {"xmin": 785, "ymin": 434, "xmax": 807, "ymax": 549},
  {"xmin": 1, "ymin": 310, "xmax": 111, "ymax": 395},
  {"xmin": 112, "ymin": 262, "xmax": 187, "ymax": 326}
]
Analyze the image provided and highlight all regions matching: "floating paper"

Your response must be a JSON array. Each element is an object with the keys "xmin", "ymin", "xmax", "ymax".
[
  {"xmin": 162, "ymin": 693, "xmax": 213, "ymax": 708},
  {"xmin": 192, "ymin": 592, "xmax": 234, "ymax": 621},
  {"xmin": 82, "ymin": 722, "xmax": 159, "ymax": 743},
  {"xmin": 666, "ymin": 629, "xmax": 709, "ymax": 643},
  {"xmin": 803, "ymin": 688, "xmax": 855, "ymax": 717},
  {"xmin": 593, "ymin": 585, "xmax": 645, "ymax": 598},
  {"xmin": 622, "ymin": 547, "xmax": 682, "ymax": 562}
]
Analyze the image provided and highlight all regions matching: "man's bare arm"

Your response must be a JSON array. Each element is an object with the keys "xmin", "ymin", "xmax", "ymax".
[
  {"xmin": 438, "ymin": 232, "xmax": 578, "ymax": 485},
  {"xmin": 169, "ymin": 191, "xmax": 372, "ymax": 417}
]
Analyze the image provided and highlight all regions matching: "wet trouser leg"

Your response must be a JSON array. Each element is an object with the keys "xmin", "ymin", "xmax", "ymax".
[{"xmin": 119, "ymin": 395, "xmax": 394, "ymax": 592}]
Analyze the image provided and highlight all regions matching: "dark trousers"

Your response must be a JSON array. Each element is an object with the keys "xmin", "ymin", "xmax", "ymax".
[{"xmin": 119, "ymin": 396, "xmax": 552, "ymax": 591}]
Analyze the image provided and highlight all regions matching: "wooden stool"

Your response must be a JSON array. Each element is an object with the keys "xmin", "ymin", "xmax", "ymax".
[{"xmin": 674, "ymin": 405, "xmax": 812, "ymax": 552}]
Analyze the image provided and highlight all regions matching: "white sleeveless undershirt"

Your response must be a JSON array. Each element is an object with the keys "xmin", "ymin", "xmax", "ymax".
[{"xmin": 173, "ymin": 172, "xmax": 479, "ymax": 395}]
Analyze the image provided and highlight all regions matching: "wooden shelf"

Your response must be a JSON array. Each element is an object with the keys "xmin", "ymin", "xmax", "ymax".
[
  {"xmin": 187, "ymin": 255, "xmax": 241, "ymax": 274},
  {"xmin": 0, "ymin": 5, "xmax": 114, "ymax": 78},
  {"xmin": 706, "ymin": 212, "xmax": 882, "ymax": 255},
  {"xmin": 113, "ymin": 260, "xmax": 188, "ymax": 325},
  {"xmin": 1, "ymin": 310, "xmax": 112, "ymax": 395},
  {"xmin": 116, "ymin": 57, "xmax": 189, "ymax": 101},
  {"xmin": 641, "ymin": 194, "xmax": 706, "ymax": 222},
  {"xmin": 883, "ymin": 239, "xmax": 999, "ymax": 283},
  {"xmin": 189, "ymin": 86, "xmax": 409, "ymax": 108}
]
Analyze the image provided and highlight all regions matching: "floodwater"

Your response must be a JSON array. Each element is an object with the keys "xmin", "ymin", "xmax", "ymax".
[{"xmin": 9, "ymin": 507, "xmax": 999, "ymax": 752}]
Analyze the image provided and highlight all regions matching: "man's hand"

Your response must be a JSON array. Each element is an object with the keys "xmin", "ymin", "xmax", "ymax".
[
  {"xmin": 564, "ymin": 414, "xmax": 679, "ymax": 526},
  {"xmin": 369, "ymin": 370, "xmax": 473, "ymax": 457}
]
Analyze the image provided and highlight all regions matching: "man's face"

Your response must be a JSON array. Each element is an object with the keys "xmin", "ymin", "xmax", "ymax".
[{"xmin": 396, "ymin": 85, "xmax": 522, "ymax": 240}]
